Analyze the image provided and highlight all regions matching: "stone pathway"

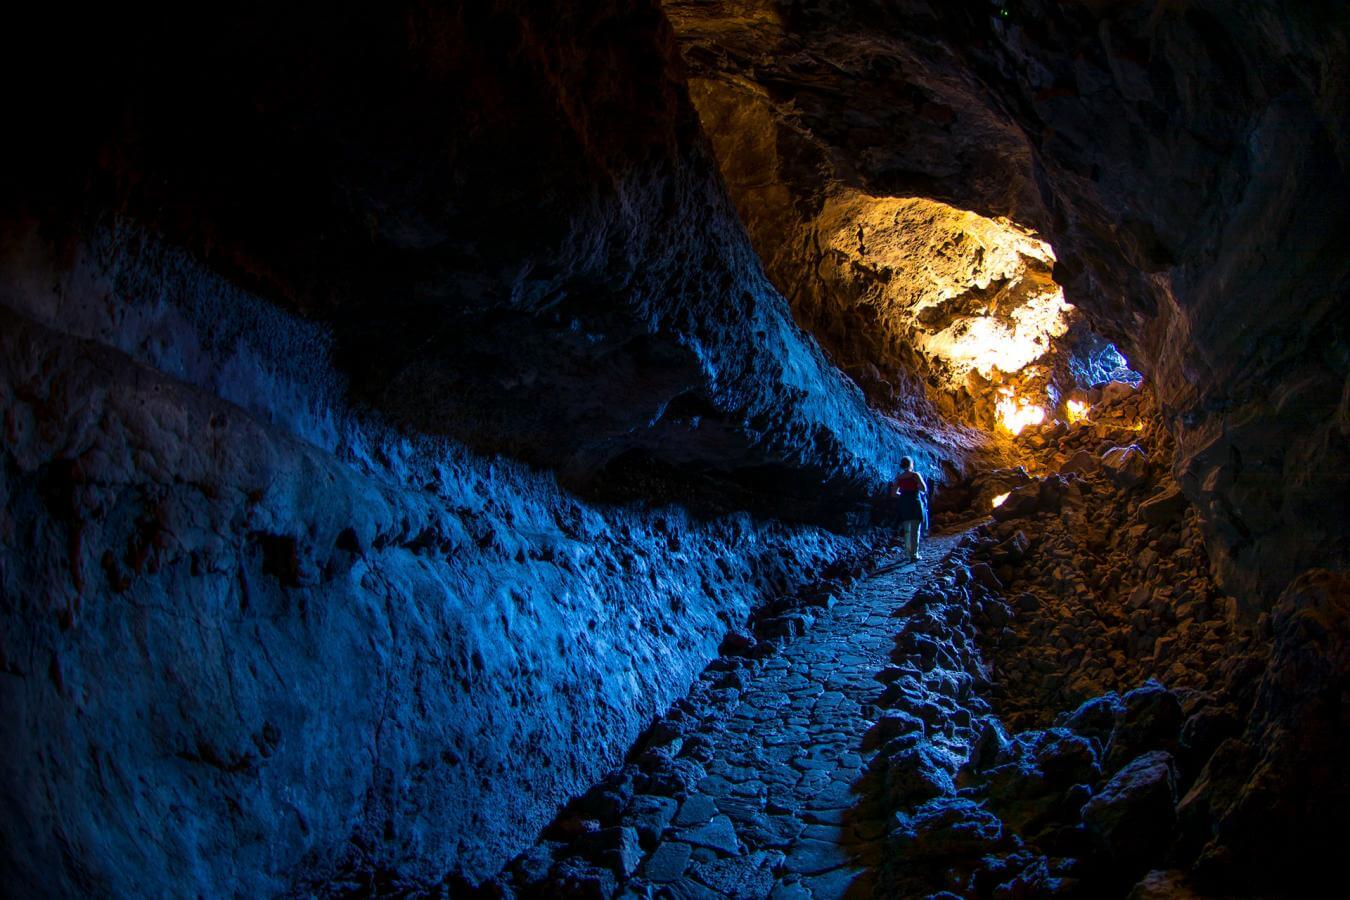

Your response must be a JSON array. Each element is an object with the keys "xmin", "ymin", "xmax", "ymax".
[{"xmin": 562, "ymin": 531, "xmax": 968, "ymax": 899}]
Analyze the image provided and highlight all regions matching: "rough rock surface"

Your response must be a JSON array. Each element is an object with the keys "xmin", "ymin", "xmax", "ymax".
[
  {"xmin": 3, "ymin": 1, "xmax": 949, "ymax": 521},
  {"xmin": 663, "ymin": 0, "xmax": 1350, "ymax": 601},
  {"xmin": 954, "ymin": 385, "xmax": 1259, "ymax": 727},
  {"xmin": 859, "ymin": 386, "xmax": 1345, "ymax": 897},
  {"xmin": 1, "ymin": 1, "xmax": 1347, "ymax": 896},
  {"xmin": 0, "ymin": 307, "xmax": 872, "ymax": 897},
  {"xmin": 0, "ymin": 2, "xmax": 957, "ymax": 894}
]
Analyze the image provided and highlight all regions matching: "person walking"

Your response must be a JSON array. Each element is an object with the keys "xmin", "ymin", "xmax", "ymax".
[{"xmin": 892, "ymin": 457, "xmax": 928, "ymax": 563}]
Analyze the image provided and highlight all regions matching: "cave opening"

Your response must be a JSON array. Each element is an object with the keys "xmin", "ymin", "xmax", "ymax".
[{"xmin": 1, "ymin": 2, "xmax": 1347, "ymax": 899}]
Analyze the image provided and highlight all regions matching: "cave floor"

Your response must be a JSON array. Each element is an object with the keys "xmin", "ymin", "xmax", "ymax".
[{"xmin": 564, "ymin": 530, "xmax": 966, "ymax": 898}]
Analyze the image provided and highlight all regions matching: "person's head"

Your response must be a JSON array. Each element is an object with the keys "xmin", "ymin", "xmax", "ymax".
[{"xmin": 900, "ymin": 456, "xmax": 913, "ymax": 472}]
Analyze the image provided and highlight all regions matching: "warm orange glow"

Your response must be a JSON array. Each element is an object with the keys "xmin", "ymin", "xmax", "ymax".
[
  {"xmin": 1065, "ymin": 399, "xmax": 1089, "ymax": 423},
  {"xmin": 996, "ymin": 387, "xmax": 1046, "ymax": 436},
  {"xmin": 923, "ymin": 288, "xmax": 1072, "ymax": 380},
  {"xmin": 991, "ymin": 492, "xmax": 1010, "ymax": 509},
  {"xmin": 817, "ymin": 193, "xmax": 1074, "ymax": 390}
]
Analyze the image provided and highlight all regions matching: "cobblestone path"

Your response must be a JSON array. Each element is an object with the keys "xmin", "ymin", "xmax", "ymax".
[{"xmin": 586, "ymin": 531, "xmax": 968, "ymax": 899}]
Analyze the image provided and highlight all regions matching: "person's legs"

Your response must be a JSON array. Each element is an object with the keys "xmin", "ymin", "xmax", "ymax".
[{"xmin": 903, "ymin": 520, "xmax": 919, "ymax": 560}]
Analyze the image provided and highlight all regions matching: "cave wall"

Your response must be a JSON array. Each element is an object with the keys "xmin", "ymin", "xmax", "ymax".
[
  {"xmin": 0, "ymin": 302, "xmax": 864, "ymax": 895},
  {"xmin": 4, "ymin": 0, "xmax": 948, "ymax": 515},
  {"xmin": 662, "ymin": 0, "xmax": 1350, "ymax": 604},
  {"xmin": 0, "ymin": 2, "xmax": 951, "ymax": 893}
]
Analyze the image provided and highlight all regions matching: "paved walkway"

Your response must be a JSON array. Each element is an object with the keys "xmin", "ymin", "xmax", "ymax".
[{"xmin": 618, "ymin": 531, "xmax": 966, "ymax": 899}]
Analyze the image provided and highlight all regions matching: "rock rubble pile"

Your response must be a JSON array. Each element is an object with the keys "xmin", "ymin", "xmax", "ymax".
[
  {"xmin": 963, "ymin": 384, "xmax": 1261, "ymax": 729},
  {"xmin": 870, "ymin": 384, "xmax": 1349, "ymax": 898}
]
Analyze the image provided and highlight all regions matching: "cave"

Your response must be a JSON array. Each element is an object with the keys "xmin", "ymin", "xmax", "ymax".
[{"xmin": 1, "ymin": 2, "xmax": 1346, "ymax": 898}]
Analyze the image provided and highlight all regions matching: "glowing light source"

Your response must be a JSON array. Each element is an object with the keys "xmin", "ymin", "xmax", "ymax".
[
  {"xmin": 996, "ymin": 387, "xmax": 1046, "ymax": 436},
  {"xmin": 1065, "ymin": 399, "xmax": 1089, "ymax": 423},
  {"xmin": 922, "ymin": 288, "xmax": 1072, "ymax": 380},
  {"xmin": 991, "ymin": 492, "xmax": 1010, "ymax": 509},
  {"xmin": 818, "ymin": 193, "xmax": 1074, "ymax": 391}
]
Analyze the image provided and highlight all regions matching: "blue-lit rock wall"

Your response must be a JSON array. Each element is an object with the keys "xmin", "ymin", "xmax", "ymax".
[
  {"xmin": 0, "ymin": 1, "xmax": 951, "ymax": 894},
  {"xmin": 0, "ymin": 295, "xmax": 862, "ymax": 895}
]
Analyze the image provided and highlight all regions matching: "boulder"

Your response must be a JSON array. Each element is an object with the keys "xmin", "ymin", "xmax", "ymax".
[
  {"xmin": 885, "ymin": 743, "xmax": 958, "ymax": 805},
  {"xmin": 967, "ymin": 717, "xmax": 1012, "ymax": 773},
  {"xmin": 1101, "ymin": 382, "xmax": 1138, "ymax": 405},
  {"xmin": 1082, "ymin": 751, "xmax": 1178, "ymax": 870},
  {"xmin": 1101, "ymin": 445, "xmax": 1150, "ymax": 489},
  {"xmin": 890, "ymin": 797, "xmax": 1004, "ymax": 860},
  {"xmin": 1061, "ymin": 449, "xmax": 1103, "ymax": 476},
  {"xmin": 870, "ymin": 710, "xmax": 926, "ymax": 744},
  {"xmin": 1058, "ymin": 693, "xmax": 1125, "ymax": 752},
  {"xmin": 623, "ymin": 795, "xmax": 678, "ymax": 848},
  {"xmin": 1037, "ymin": 475, "xmax": 1069, "ymax": 513},
  {"xmin": 1106, "ymin": 680, "xmax": 1183, "ymax": 770},
  {"xmin": 1030, "ymin": 730, "xmax": 1101, "ymax": 787},
  {"xmin": 991, "ymin": 530, "xmax": 1031, "ymax": 565},
  {"xmin": 992, "ymin": 481, "xmax": 1044, "ymax": 521},
  {"xmin": 569, "ymin": 826, "xmax": 642, "ymax": 877},
  {"xmin": 971, "ymin": 563, "xmax": 1005, "ymax": 592},
  {"xmin": 1137, "ymin": 486, "xmax": 1188, "ymax": 527},
  {"xmin": 1177, "ymin": 704, "xmax": 1241, "ymax": 778}
]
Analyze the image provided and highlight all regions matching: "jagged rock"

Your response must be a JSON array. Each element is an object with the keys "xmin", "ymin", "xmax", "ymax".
[
  {"xmin": 570, "ymin": 826, "xmax": 643, "ymax": 877},
  {"xmin": 1082, "ymin": 751, "xmax": 1178, "ymax": 870},
  {"xmin": 625, "ymin": 795, "xmax": 679, "ymax": 848},
  {"xmin": 890, "ymin": 797, "xmax": 1004, "ymax": 860},
  {"xmin": 1173, "ymin": 737, "xmax": 1254, "ymax": 863},
  {"xmin": 992, "ymin": 483, "xmax": 1043, "ymax": 521},
  {"xmin": 1181, "ymin": 571, "xmax": 1350, "ymax": 895},
  {"xmin": 885, "ymin": 744, "xmax": 958, "ymax": 805},
  {"xmin": 871, "ymin": 710, "xmax": 926, "ymax": 744},
  {"xmin": 1061, "ymin": 449, "xmax": 1103, "ymax": 476},
  {"xmin": 1105, "ymin": 681, "xmax": 1183, "ymax": 771},
  {"xmin": 1030, "ymin": 730, "xmax": 1101, "ymax": 787},
  {"xmin": 982, "ymin": 729, "xmax": 1100, "ymax": 836},
  {"xmin": 676, "ymin": 815, "xmax": 740, "ymax": 855},
  {"xmin": 1100, "ymin": 383, "xmax": 1138, "ymax": 406},
  {"xmin": 1137, "ymin": 486, "xmax": 1188, "ymax": 528},
  {"xmin": 991, "ymin": 531, "xmax": 1031, "ymax": 565},
  {"xmin": 549, "ymin": 856, "xmax": 620, "ymax": 898},
  {"xmin": 756, "ymin": 613, "xmax": 814, "ymax": 640},
  {"xmin": 643, "ymin": 841, "xmax": 692, "ymax": 883},
  {"xmin": 1037, "ymin": 476, "xmax": 1069, "ymax": 514},
  {"xmin": 1101, "ymin": 446, "xmax": 1150, "ymax": 489},
  {"xmin": 970, "ymin": 563, "xmax": 1005, "ymax": 592},
  {"xmin": 720, "ymin": 629, "xmax": 759, "ymax": 657},
  {"xmin": 967, "ymin": 717, "xmax": 1012, "ymax": 773},
  {"xmin": 1057, "ymin": 693, "xmax": 1125, "ymax": 752},
  {"xmin": 977, "ymin": 599, "xmax": 1013, "ymax": 628},
  {"xmin": 1177, "ymin": 704, "xmax": 1241, "ymax": 779}
]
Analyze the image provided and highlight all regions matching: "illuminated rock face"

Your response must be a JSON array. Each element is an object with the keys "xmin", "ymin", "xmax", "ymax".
[
  {"xmin": 664, "ymin": 0, "xmax": 1350, "ymax": 602},
  {"xmin": 0, "ymin": 0, "xmax": 1345, "ymax": 895},
  {"xmin": 0, "ymin": 2, "xmax": 948, "ymax": 895},
  {"xmin": 814, "ymin": 194, "xmax": 1072, "ymax": 405}
]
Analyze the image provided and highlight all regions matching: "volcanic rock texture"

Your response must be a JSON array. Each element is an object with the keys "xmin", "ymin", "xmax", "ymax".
[
  {"xmin": 664, "ymin": 0, "xmax": 1350, "ymax": 601},
  {"xmin": 1, "ymin": 1, "xmax": 1348, "ymax": 897},
  {"xmin": 0, "ymin": 2, "xmax": 942, "ymax": 895}
]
